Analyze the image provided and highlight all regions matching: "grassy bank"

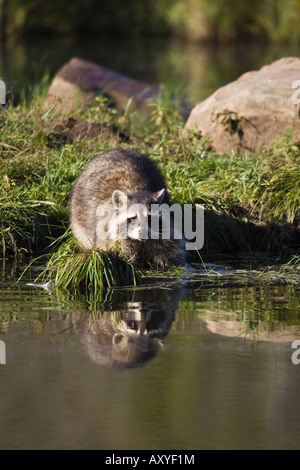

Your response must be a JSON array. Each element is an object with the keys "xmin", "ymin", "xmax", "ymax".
[{"xmin": 0, "ymin": 92, "xmax": 299, "ymax": 288}]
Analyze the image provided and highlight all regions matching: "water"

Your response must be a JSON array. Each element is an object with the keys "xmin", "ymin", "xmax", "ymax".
[
  {"xmin": 0, "ymin": 263, "xmax": 300, "ymax": 450},
  {"xmin": 1, "ymin": 35, "xmax": 300, "ymax": 104}
]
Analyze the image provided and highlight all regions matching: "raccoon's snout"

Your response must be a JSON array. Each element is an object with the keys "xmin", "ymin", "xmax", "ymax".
[{"xmin": 128, "ymin": 226, "xmax": 149, "ymax": 241}]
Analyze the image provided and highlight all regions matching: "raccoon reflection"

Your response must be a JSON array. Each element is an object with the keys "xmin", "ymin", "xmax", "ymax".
[
  {"xmin": 70, "ymin": 148, "xmax": 185, "ymax": 268},
  {"xmin": 70, "ymin": 286, "xmax": 183, "ymax": 368}
]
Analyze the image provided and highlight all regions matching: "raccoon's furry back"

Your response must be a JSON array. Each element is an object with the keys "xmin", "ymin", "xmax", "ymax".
[{"xmin": 69, "ymin": 148, "xmax": 185, "ymax": 267}]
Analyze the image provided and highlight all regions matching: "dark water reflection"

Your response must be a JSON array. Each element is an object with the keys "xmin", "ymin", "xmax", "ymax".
[
  {"xmin": 1, "ymin": 34, "xmax": 300, "ymax": 104},
  {"xmin": 0, "ymin": 265, "xmax": 300, "ymax": 449}
]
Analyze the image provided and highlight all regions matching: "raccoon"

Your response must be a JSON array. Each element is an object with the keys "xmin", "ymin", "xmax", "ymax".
[{"xmin": 70, "ymin": 148, "xmax": 185, "ymax": 268}]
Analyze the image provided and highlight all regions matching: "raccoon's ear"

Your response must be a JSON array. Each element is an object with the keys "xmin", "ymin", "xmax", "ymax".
[
  {"xmin": 112, "ymin": 190, "xmax": 127, "ymax": 208},
  {"xmin": 153, "ymin": 188, "xmax": 165, "ymax": 204}
]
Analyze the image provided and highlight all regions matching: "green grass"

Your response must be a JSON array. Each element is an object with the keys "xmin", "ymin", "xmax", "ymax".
[
  {"xmin": 142, "ymin": 254, "xmax": 300, "ymax": 287},
  {"xmin": 256, "ymin": 254, "xmax": 300, "ymax": 285},
  {"xmin": 0, "ymin": 91, "xmax": 299, "ymax": 289},
  {"xmin": 38, "ymin": 233, "xmax": 139, "ymax": 291}
]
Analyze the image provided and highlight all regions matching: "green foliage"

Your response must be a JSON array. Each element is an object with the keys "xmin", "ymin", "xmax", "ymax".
[
  {"xmin": 0, "ymin": 0, "xmax": 168, "ymax": 37},
  {"xmin": 2, "ymin": 0, "xmax": 300, "ymax": 43}
]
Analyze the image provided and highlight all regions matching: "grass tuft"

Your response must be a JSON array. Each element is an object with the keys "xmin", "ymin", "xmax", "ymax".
[
  {"xmin": 37, "ymin": 233, "xmax": 139, "ymax": 292},
  {"xmin": 256, "ymin": 254, "xmax": 300, "ymax": 285}
]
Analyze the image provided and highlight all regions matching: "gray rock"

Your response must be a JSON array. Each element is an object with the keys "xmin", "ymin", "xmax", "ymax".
[
  {"xmin": 184, "ymin": 57, "xmax": 300, "ymax": 154},
  {"xmin": 45, "ymin": 57, "xmax": 159, "ymax": 114}
]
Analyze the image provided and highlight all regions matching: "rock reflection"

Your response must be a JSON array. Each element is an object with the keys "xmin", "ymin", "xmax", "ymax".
[
  {"xmin": 70, "ymin": 285, "xmax": 184, "ymax": 368},
  {"xmin": 204, "ymin": 316, "xmax": 300, "ymax": 343},
  {"xmin": 198, "ymin": 308, "xmax": 300, "ymax": 343}
]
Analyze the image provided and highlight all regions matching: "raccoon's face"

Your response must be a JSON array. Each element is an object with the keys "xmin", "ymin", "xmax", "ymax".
[
  {"xmin": 112, "ymin": 188, "xmax": 165, "ymax": 241},
  {"xmin": 112, "ymin": 301, "xmax": 164, "ymax": 344}
]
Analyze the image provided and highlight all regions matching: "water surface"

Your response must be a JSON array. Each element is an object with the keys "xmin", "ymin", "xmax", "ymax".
[
  {"xmin": 0, "ymin": 263, "xmax": 300, "ymax": 450},
  {"xmin": 1, "ymin": 35, "xmax": 300, "ymax": 104}
]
